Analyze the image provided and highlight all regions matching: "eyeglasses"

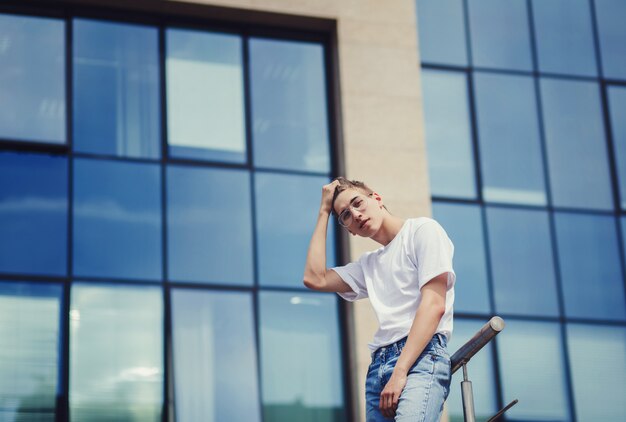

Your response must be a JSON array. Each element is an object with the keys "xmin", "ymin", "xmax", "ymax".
[{"xmin": 337, "ymin": 195, "xmax": 369, "ymax": 227}]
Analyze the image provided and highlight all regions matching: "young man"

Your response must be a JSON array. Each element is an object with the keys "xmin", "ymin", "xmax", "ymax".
[{"xmin": 303, "ymin": 178, "xmax": 455, "ymax": 421}]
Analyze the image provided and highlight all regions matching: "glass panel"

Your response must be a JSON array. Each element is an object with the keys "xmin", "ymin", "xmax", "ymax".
[
  {"xmin": 541, "ymin": 78, "xmax": 613, "ymax": 210},
  {"xmin": 566, "ymin": 324, "xmax": 626, "ymax": 420},
  {"xmin": 69, "ymin": 283, "xmax": 163, "ymax": 421},
  {"xmin": 446, "ymin": 319, "xmax": 497, "ymax": 422},
  {"xmin": 166, "ymin": 29, "xmax": 246, "ymax": 163},
  {"xmin": 73, "ymin": 19, "xmax": 160, "ymax": 159},
  {"xmin": 416, "ymin": 0, "xmax": 468, "ymax": 66},
  {"xmin": 467, "ymin": 0, "xmax": 532, "ymax": 71},
  {"xmin": 421, "ymin": 70, "xmax": 476, "ymax": 199},
  {"xmin": 259, "ymin": 291, "xmax": 344, "ymax": 421},
  {"xmin": 0, "ymin": 281, "xmax": 61, "ymax": 421},
  {"xmin": 172, "ymin": 289, "xmax": 261, "ymax": 422},
  {"xmin": 73, "ymin": 158, "xmax": 162, "ymax": 281},
  {"xmin": 0, "ymin": 152, "xmax": 67, "ymax": 276},
  {"xmin": 474, "ymin": 73, "xmax": 546, "ymax": 205},
  {"xmin": 595, "ymin": 0, "xmax": 626, "ymax": 80},
  {"xmin": 608, "ymin": 86, "xmax": 626, "ymax": 209},
  {"xmin": 555, "ymin": 213, "xmax": 626, "ymax": 320},
  {"xmin": 167, "ymin": 166, "xmax": 253, "ymax": 285},
  {"xmin": 250, "ymin": 38, "xmax": 330, "ymax": 172},
  {"xmin": 432, "ymin": 203, "xmax": 490, "ymax": 314},
  {"xmin": 497, "ymin": 321, "xmax": 571, "ymax": 421},
  {"xmin": 255, "ymin": 173, "xmax": 336, "ymax": 288},
  {"xmin": 486, "ymin": 207, "xmax": 559, "ymax": 316},
  {"xmin": 532, "ymin": 0, "xmax": 597, "ymax": 77},
  {"xmin": 0, "ymin": 14, "xmax": 65, "ymax": 143}
]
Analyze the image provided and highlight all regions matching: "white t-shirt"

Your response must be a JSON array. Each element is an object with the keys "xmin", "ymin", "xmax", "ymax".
[{"xmin": 332, "ymin": 217, "xmax": 456, "ymax": 352}]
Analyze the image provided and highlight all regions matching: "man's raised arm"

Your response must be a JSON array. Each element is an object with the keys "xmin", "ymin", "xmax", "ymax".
[{"xmin": 303, "ymin": 180, "xmax": 352, "ymax": 293}]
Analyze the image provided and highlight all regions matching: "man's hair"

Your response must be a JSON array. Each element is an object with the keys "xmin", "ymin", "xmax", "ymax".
[{"xmin": 330, "ymin": 177, "xmax": 375, "ymax": 216}]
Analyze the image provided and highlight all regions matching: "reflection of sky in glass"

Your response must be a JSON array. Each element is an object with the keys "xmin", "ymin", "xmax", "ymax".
[
  {"xmin": 0, "ymin": 14, "xmax": 66, "ymax": 143},
  {"xmin": 595, "ymin": 0, "xmax": 626, "ymax": 79},
  {"xmin": 474, "ymin": 73, "xmax": 546, "ymax": 205},
  {"xmin": 532, "ymin": 0, "xmax": 597, "ymax": 77},
  {"xmin": 167, "ymin": 29, "xmax": 246, "ymax": 163},
  {"xmin": 167, "ymin": 165, "xmax": 253, "ymax": 285},
  {"xmin": 255, "ymin": 173, "xmax": 336, "ymax": 288},
  {"xmin": 432, "ymin": 203, "xmax": 490, "ymax": 314},
  {"xmin": 0, "ymin": 152, "xmax": 67, "ymax": 276},
  {"xmin": 259, "ymin": 292, "xmax": 343, "ymax": 412},
  {"xmin": 421, "ymin": 70, "xmax": 476, "ymax": 199},
  {"xmin": 70, "ymin": 283, "xmax": 163, "ymax": 421},
  {"xmin": 172, "ymin": 289, "xmax": 260, "ymax": 422},
  {"xmin": 496, "ymin": 320, "xmax": 570, "ymax": 421},
  {"xmin": 250, "ymin": 38, "xmax": 330, "ymax": 172},
  {"xmin": 0, "ymin": 281, "xmax": 61, "ymax": 421},
  {"xmin": 468, "ymin": 0, "xmax": 532, "ymax": 71},
  {"xmin": 608, "ymin": 86, "xmax": 626, "ymax": 209},
  {"xmin": 555, "ymin": 213, "xmax": 626, "ymax": 321},
  {"xmin": 416, "ymin": 0, "xmax": 467, "ymax": 66},
  {"xmin": 566, "ymin": 324, "xmax": 626, "ymax": 420},
  {"xmin": 73, "ymin": 158, "xmax": 162, "ymax": 281},
  {"xmin": 486, "ymin": 207, "xmax": 559, "ymax": 317},
  {"xmin": 446, "ymin": 319, "xmax": 497, "ymax": 421},
  {"xmin": 541, "ymin": 78, "xmax": 613, "ymax": 210},
  {"xmin": 73, "ymin": 19, "xmax": 160, "ymax": 159}
]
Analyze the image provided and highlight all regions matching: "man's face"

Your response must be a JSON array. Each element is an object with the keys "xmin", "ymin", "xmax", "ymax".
[{"xmin": 333, "ymin": 188, "xmax": 385, "ymax": 236}]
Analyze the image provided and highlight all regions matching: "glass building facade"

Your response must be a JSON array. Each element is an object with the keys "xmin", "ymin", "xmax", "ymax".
[
  {"xmin": 418, "ymin": 0, "xmax": 626, "ymax": 420},
  {"xmin": 0, "ymin": 6, "xmax": 348, "ymax": 421},
  {"xmin": 2, "ymin": 1, "xmax": 626, "ymax": 421}
]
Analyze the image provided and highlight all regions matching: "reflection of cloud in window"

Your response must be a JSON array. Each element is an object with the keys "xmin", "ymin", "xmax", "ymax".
[{"xmin": 74, "ymin": 200, "xmax": 160, "ymax": 226}]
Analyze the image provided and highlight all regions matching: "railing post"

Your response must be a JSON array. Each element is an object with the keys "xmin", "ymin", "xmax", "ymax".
[{"xmin": 460, "ymin": 363, "xmax": 476, "ymax": 422}]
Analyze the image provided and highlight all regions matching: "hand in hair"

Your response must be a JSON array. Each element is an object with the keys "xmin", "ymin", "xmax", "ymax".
[{"xmin": 320, "ymin": 180, "xmax": 340, "ymax": 214}]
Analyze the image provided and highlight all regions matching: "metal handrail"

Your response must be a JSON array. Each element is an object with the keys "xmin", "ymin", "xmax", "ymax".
[
  {"xmin": 451, "ymin": 316, "xmax": 505, "ymax": 374},
  {"xmin": 449, "ymin": 316, "xmax": 518, "ymax": 422}
]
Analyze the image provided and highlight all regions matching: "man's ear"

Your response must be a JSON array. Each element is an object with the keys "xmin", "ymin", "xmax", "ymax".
[{"xmin": 371, "ymin": 192, "xmax": 384, "ymax": 208}]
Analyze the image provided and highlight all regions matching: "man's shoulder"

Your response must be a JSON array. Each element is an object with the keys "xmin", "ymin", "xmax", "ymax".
[{"xmin": 407, "ymin": 217, "xmax": 439, "ymax": 232}]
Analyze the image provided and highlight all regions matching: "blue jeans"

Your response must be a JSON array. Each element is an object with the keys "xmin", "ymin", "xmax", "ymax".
[{"xmin": 365, "ymin": 334, "xmax": 451, "ymax": 422}]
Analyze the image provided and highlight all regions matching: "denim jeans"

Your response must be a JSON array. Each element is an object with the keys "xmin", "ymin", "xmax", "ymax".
[{"xmin": 365, "ymin": 334, "xmax": 451, "ymax": 422}]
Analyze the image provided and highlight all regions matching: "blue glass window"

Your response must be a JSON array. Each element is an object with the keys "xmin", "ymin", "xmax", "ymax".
[
  {"xmin": 259, "ymin": 291, "xmax": 344, "ymax": 421},
  {"xmin": 0, "ymin": 281, "xmax": 62, "ymax": 421},
  {"xmin": 432, "ymin": 203, "xmax": 490, "ymax": 314},
  {"xmin": 421, "ymin": 70, "xmax": 476, "ymax": 199},
  {"xmin": 416, "ymin": 0, "xmax": 468, "ymax": 66},
  {"xmin": 73, "ymin": 158, "xmax": 162, "ymax": 281},
  {"xmin": 540, "ymin": 78, "xmax": 612, "ymax": 210},
  {"xmin": 250, "ymin": 38, "xmax": 330, "ymax": 172},
  {"xmin": 73, "ymin": 19, "xmax": 160, "ymax": 159},
  {"xmin": 166, "ymin": 29, "xmax": 246, "ymax": 163},
  {"xmin": 486, "ymin": 207, "xmax": 559, "ymax": 316},
  {"xmin": 167, "ymin": 166, "xmax": 253, "ymax": 285},
  {"xmin": 608, "ymin": 86, "xmax": 626, "ymax": 209},
  {"xmin": 555, "ymin": 213, "xmax": 626, "ymax": 321},
  {"xmin": 0, "ymin": 152, "xmax": 67, "ymax": 276},
  {"xmin": 467, "ymin": 0, "xmax": 532, "ymax": 71},
  {"xmin": 532, "ymin": 0, "xmax": 597, "ymax": 77},
  {"xmin": 0, "ymin": 14, "xmax": 65, "ymax": 143},
  {"xmin": 474, "ymin": 73, "xmax": 546, "ymax": 205},
  {"xmin": 446, "ymin": 319, "xmax": 497, "ymax": 421},
  {"xmin": 595, "ymin": 0, "xmax": 626, "ymax": 79},
  {"xmin": 255, "ymin": 173, "xmax": 336, "ymax": 288},
  {"xmin": 69, "ymin": 283, "xmax": 163, "ymax": 420},
  {"xmin": 566, "ymin": 324, "xmax": 626, "ymax": 420},
  {"xmin": 172, "ymin": 289, "xmax": 261, "ymax": 422},
  {"xmin": 497, "ymin": 320, "xmax": 570, "ymax": 421}
]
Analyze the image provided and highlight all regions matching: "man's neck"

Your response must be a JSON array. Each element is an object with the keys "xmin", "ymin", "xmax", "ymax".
[{"xmin": 371, "ymin": 215, "xmax": 406, "ymax": 246}]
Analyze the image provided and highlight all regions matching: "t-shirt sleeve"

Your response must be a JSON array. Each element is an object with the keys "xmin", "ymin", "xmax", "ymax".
[
  {"xmin": 331, "ymin": 260, "xmax": 368, "ymax": 302},
  {"xmin": 411, "ymin": 219, "xmax": 456, "ymax": 291}
]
